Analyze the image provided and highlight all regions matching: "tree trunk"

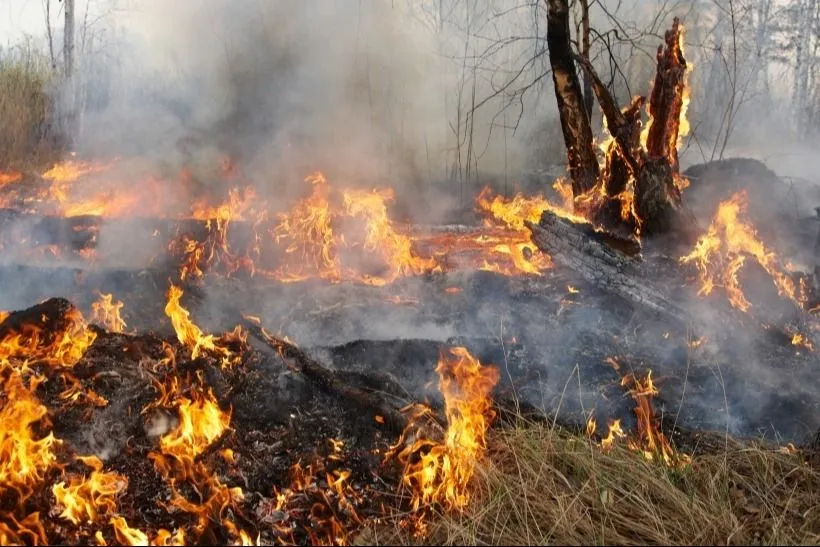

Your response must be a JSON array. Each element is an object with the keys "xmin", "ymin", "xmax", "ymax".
[
  {"xmin": 580, "ymin": 0, "xmax": 594, "ymax": 120},
  {"xmin": 64, "ymin": 0, "xmax": 75, "ymax": 79},
  {"xmin": 546, "ymin": 0, "xmax": 599, "ymax": 196}
]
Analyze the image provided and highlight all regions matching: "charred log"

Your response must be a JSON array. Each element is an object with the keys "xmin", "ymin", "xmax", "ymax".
[
  {"xmin": 547, "ymin": 0, "xmax": 599, "ymax": 195},
  {"xmin": 243, "ymin": 320, "xmax": 411, "ymax": 435},
  {"xmin": 525, "ymin": 211, "xmax": 687, "ymax": 321}
]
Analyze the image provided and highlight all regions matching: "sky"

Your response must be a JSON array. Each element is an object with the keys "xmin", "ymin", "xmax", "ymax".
[{"xmin": 0, "ymin": 0, "xmax": 116, "ymax": 49}]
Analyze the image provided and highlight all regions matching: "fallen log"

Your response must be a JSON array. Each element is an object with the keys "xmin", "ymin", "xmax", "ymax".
[
  {"xmin": 525, "ymin": 211, "xmax": 689, "ymax": 321},
  {"xmin": 241, "ymin": 318, "xmax": 412, "ymax": 436}
]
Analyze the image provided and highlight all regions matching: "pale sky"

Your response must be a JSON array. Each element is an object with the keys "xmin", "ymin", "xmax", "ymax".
[{"xmin": 0, "ymin": 0, "xmax": 112, "ymax": 48}]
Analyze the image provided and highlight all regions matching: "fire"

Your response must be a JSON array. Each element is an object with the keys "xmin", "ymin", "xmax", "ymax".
[
  {"xmin": 52, "ymin": 456, "xmax": 127, "ymax": 525},
  {"xmin": 342, "ymin": 188, "xmax": 438, "ymax": 286},
  {"xmin": 0, "ymin": 307, "xmax": 96, "ymax": 370},
  {"xmin": 476, "ymin": 186, "xmax": 587, "ymax": 229},
  {"xmin": 791, "ymin": 333, "xmax": 814, "ymax": 352},
  {"xmin": 600, "ymin": 419, "xmax": 626, "ymax": 451},
  {"xmin": 146, "ymin": 382, "xmax": 251, "ymax": 544},
  {"xmin": 267, "ymin": 456, "xmax": 365, "ymax": 545},
  {"xmin": 0, "ymin": 170, "xmax": 22, "ymax": 186},
  {"xmin": 271, "ymin": 172, "xmax": 340, "ymax": 283},
  {"xmin": 164, "ymin": 285, "xmax": 234, "ymax": 365},
  {"xmin": 390, "ymin": 347, "xmax": 499, "ymax": 512},
  {"xmin": 150, "ymin": 387, "xmax": 231, "ymax": 476},
  {"xmin": 680, "ymin": 191, "xmax": 805, "ymax": 311},
  {"xmin": 90, "ymin": 293, "xmax": 127, "ymax": 333},
  {"xmin": 0, "ymin": 372, "xmax": 60, "ymax": 503},
  {"xmin": 621, "ymin": 371, "xmax": 685, "ymax": 466}
]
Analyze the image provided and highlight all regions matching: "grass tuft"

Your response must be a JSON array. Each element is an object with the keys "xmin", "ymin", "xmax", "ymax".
[
  {"xmin": 366, "ymin": 420, "xmax": 819, "ymax": 546},
  {"xmin": 0, "ymin": 41, "xmax": 58, "ymax": 170}
]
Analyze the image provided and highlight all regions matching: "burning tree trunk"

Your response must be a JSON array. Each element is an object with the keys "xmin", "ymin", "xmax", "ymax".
[
  {"xmin": 547, "ymin": 0, "xmax": 599, "ymax": 195},
  {"xmin": 547, "ymin": 9, "xmax": 696, "ymax": 239}
]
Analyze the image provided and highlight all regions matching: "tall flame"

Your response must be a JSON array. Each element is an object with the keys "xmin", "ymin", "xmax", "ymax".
[
  {"xmin": 164, "ymin": 285, "xmax": 233, "ymax": 365},
  {"xmin": 391, "ymin": 347, "xmax": 499, "ymax": 512},
  {"xmin": 90, "ymin": 293, "xmax": 127, "ymax": 333},
  {"xmin": 680, "ymin": 191, "xmax": 805, "ymax": 311}
]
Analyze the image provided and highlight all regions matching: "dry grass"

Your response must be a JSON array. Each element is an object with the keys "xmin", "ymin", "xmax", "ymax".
[
  {"xmin": 364, "ymin": 421, "xmax": 820, "ymax": 546},
  {"xmin": 0, "ymin": 43, "xmax": 57, "ymax": 169}
]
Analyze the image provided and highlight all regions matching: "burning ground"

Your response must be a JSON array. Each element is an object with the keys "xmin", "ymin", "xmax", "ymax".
[{"xmin": 1, "ymin": 16, "xmax": 820, "ymax": 547}]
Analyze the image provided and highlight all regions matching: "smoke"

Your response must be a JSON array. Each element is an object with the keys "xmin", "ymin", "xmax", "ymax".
[{"xmin": 74, "ymin": 1, "xmax": 446, "ymax": 208}]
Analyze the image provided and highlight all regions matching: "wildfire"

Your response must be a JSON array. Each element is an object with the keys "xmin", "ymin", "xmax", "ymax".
[
  {"xmin": 150, "ymin": 387, "xmax": 231, "ymax": 476},
  {"xmin": 0, "ymin": 372, "xmax": 60, "ymax": 503},
  {"xmin": 791, "ymin": 333, "xmax": 814, "ymax": 352},
  {"xmin": 680, "ymin": 191, "xmax": 805, "ymax": 311},
  {"xmin": 164, "ymin": 285, "xmax": 234, "ymax": 366},
  {"xmin": 342, "ymin": 188, "xmax": 438, "ymax": 286},
  {"xmin": 621, "ymin": 371, "xmax": 685, "ymax": 467},
  {"xmin": 0, "ymin": 170, "xmax": 23, "ymax": 187},
  {"xmin": 52, "ymin": 456, "xmax": 127, "ymax": 526},
  {"xmin": 271, "ymin": 172, "xmax": 340, "ymax": 283},
  {"xmin": 390, "ymin": 346, "xmax": 500, "ymax": 513},
  {"xmin": 0, "ymin": 307, "xmax": 96, "ymax": 370},
  {"xmin": 475, "ymin": 186, "xmax": 587, "ymax": 230},
  {"xmin": 90, "ymin": 293, "xmax": 127, "ymax": 333},
  {"xmin": 600, "ymin": 419, "xmax": 626, "ymax": 451}
]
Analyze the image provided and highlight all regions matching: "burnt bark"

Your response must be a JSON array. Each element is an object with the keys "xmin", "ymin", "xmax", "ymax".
[
  {"xmin": 644, "ymin": 18, "xmax": 687, "ymax": 173},
  {"xmin": 547, "ymin": 0, "xmax": 599, "ymax": 195},
  {"xmin": 525, "ymin": 211, "xmax": 688, "ymax": 321}
]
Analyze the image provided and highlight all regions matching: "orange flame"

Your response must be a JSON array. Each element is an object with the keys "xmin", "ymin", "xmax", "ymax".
[
  {"xmin": 52, "ymin": 456, "xmax": 127, "ymax": 525},
  {"xmin": 622, "ymin": 371, "xmax": 685, "ymax": 466},
  {"xmin": 342, "ymin": 188, "xmax": 438, "ymax": 286},
  {"xmin": 680, "ymin": 191, "xmax": 805, "ymax": 311},
  {"xmin": 164, "ymin": 285, "xmax": 234, "ymax": 366},
  {"xmin": 391, "ymin": 347, "xmax": 499, "ymax": 512},
  {"xmin": 0, "ymin": 372, "xmax": 60, "ymax": 503},
  {"xmin": 90, "ymin": 293, "xmax": 127, "ymax": 333}
]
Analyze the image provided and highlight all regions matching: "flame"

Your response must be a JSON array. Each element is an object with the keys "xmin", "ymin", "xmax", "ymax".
[
  {"xmin": 390, "ymin": 347, "xmax": 499, "ymax": 512},
  {"xmin": 342, "ymin": 188, "xmax": 437, "ymax": 286},
  {"xmin": 791, "ymin": 333, "xmax": 814, "ymax": 352},
  {"xmin": 476, "ymin": 186, "xmax": 587, "ymax": 230},
  {"xmin": 150, "ymin": 387, "xmax": 231, "ymax": 477},
  {"xmin": 0, "ymin": 513, "xmax": 47, "ymax": 545},
  {"xmin": 680, "ymin": 191, "xmax": 805, "ymax": 311},
  {"xmin": 0, "ymin": 170, "xmax": 23, "ymax": 187},
  {"xmin": 90, "ymin": 293, "xmax": 127, "ymax": 333},
  {"xmin": 146, "ymin": 382, "xmax": 251, "ymax": 544},
  {"xmin": 271, "ymin": 172, "xmax": 340, "ymax": 283},
  {"xmin": 600, "ymin": 419, "xmax": 626, "ymax": 451},
  {"xmin": 164, "ymin": 285, "xmax": 234, "ymax": 365},
  {"xmin": 0, "ymin": 307, "xmax": 96, "ymax": 370},
  {"xmin": 622, "ymin": 371, "xmax": 685, "ymax": 466},
  {"xmin": 0, "ymin": 372, "xmax": 60, "ymax": 503},
  {"xmin": 52, "ymin": 456, "xmax": 127, "ymax": 525}
]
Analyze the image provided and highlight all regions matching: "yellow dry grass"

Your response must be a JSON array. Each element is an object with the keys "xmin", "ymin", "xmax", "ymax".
[
  {"xmin": 0, "ymin": 43, "xmax": 56, "ymax": 169},
  {"xmin": 364, "ymin": 420, "xmax": 820, "ymax": 546}
]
